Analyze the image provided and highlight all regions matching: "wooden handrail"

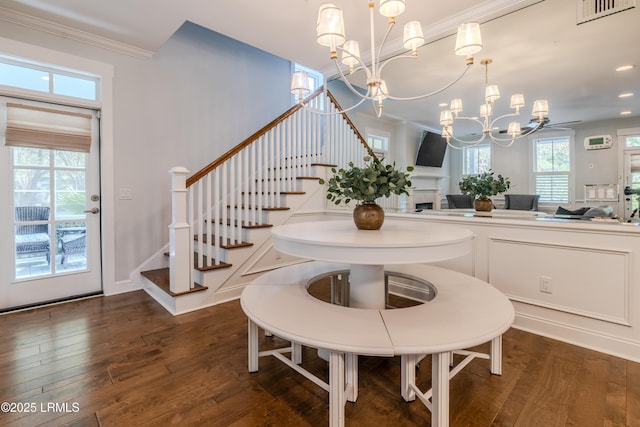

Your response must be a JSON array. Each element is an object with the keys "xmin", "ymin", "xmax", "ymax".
[
  {"xmin": 186, "ymin": 86, "xmax": 375, "ymax": 187},
  {"xmin": 187, "ymin": 87, "xmax": 324, "ymax": 187},
  {"xmin": 325, "ymin": 91, "xmax": 376, "ymax": 159}
]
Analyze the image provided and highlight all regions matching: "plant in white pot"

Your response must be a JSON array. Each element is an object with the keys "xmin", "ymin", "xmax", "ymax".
[
  {"xmin": 459, "ymin": 170, "xmax": 510, "ymax": 212},
  {"xmin": 319, "ymin": 156, "xmax": 413, "ymax": 229}
]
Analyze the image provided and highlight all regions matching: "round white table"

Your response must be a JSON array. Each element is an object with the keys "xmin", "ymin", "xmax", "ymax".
[
  {"xmin": 241, "ymin": 262, "xmax": 515, "ymax": 427},
  {"xmin": 271, "ymin": 219, "xmax": 474, "ymax": 308}
]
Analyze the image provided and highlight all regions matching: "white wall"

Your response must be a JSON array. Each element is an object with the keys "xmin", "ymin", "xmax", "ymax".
[{"xmin": 0, "ymin": 20, "xmax": 293, "ymax": 285}]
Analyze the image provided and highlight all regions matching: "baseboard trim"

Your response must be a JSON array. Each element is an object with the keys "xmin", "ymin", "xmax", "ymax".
[{"xmin": 513, "ymin": 312, "xmax": 640, "ymax": 363}]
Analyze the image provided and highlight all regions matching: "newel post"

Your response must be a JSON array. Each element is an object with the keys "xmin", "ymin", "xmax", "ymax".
[{"xmin": 169, "ymin": 167, "xmax": 191, "ymax": 294}]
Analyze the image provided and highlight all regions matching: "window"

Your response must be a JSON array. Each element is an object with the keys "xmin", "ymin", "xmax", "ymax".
[
  {"xmin": 532, "ymin": 135, "xmax": 571, "ymax": 203},
  {"xmin": 368, "ymin": 134, "xmax": 388, "ymax": 155},
  {"xmin": 0, "ymin": 57, "xmax": 99, "ymax": 101},
  {"xmin": 625, "ymin": 135, "xmax": 640, "ymax": 148},
  {"xmin": 294, "ymin": 63, "xmax": 323, "ymax": 93},
  {"xmin": 462, "ymin": 144, "xmax": 491, "ymax": 175}
]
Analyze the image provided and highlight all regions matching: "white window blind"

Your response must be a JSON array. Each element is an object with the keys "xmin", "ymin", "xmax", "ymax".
[
  {"xmin": 532, "ymin": 135, "xmax": 571, "ymax": 203},
  {"xmin": 631, "ymin": 153, "xmax": 640, "ymax": 172},
  {"xmin": 535, "ymin": 174, "xmax": 569, "ymax": 202},
  {"xmin": 5, "ymin": 103, "xmax": 93, "ymax": 153}
]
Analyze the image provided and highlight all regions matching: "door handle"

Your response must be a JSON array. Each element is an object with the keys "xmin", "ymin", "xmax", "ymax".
[{"xmin": 84, "ymin": 207, "xmax": 100, "ymax": 214}]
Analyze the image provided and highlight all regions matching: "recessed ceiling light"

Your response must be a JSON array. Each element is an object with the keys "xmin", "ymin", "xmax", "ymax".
[
  {"xmin": 616, "ymin": 65, "xmax": 635, "ymax": 72},
  {"xmin": 620, "ymin": 111, "xmax": 632, "ymax": 115},
  {"xmin": 619, "ymin": 92, "xmax": 634, "ymax": 98},
  {"xmin": 438, "ymin": 103, "xmax": 448, "ymax": 107}
]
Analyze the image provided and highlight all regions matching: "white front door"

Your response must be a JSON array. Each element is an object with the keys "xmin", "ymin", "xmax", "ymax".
[{"xmin": 0, "ymin": 98, "xmax": 102, "ymax": 310}]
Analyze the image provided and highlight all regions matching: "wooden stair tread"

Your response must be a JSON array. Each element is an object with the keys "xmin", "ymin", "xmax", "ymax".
[
  {"xmin": 193, "ymin": 253, "xmax": 232, "ymax": 271},
  {"xmin": 141, "ymin": 268, "xmax": 208, "ymax": 297},
  {"xmin": 163, "ymin": 252, "xmax": 233, "ymax": 271},
  {"xmin": 226, "ymin": 205, "xmax": 290, "ymax": 211},
  {"xmin": 205, "ymin": 219, "xmax": 274, "ymax": 229},
  {"xmin": 241, "ymin": 191, "xmax": 306, "ymax": 195},
  {"xmin": 194, "ymin": 235, "xmax": 254, "ymax": 249},
  {"xmin": 255, "ymin": 176, "xmax": 320, "ymax": 181},
  {"xmin": 217, "ymin": 220, "xmax": 273, "ymax": 229}
]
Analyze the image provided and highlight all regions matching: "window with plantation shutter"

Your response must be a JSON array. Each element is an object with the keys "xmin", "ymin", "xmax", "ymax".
[{"xmin": 532, "ymin": 135, "xmax": 571, "ymax": 203}]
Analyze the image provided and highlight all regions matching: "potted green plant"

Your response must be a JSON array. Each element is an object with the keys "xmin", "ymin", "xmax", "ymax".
[
  {"xmin": 319, "ymin": 156, "xmax": 414, "ymax": 229},
  {"xmin": 458, "ymin": 169, "xmax": 510, "ymax": 212}
]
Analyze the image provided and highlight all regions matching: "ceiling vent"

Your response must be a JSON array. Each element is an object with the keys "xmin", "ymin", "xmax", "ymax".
[{"xmin": 577, "ymin": 0, "xmax": 636, "ymax": 24}]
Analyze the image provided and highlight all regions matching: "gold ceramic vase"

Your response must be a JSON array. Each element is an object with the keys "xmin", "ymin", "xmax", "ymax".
[
  {"xmin": 474, "ymin": 197, "xmax": 493, "ymax": 212},
  {"xmin": 353, "ymin": 202, "xmax": 384, "ymax": 230}
]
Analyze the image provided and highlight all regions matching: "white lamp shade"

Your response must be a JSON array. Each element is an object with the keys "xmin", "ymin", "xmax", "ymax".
[
  {"xmin": 532, "ymin": 99, "xmax": 549, "ymax": 118},
  {"xmin": 341, "ymin": 40, "xmax": 361, "ymax": 67},
  {"xmin": 450, "ymin": 98, "xmax": 463, "ymax": 114},
  {"xmin": 317, "ymin": 3, "xmax": 346, "ymax": 48},
  {"xmin": 379, "ymin": 0, "xmax": 406, "ymax": 17},
  {"xmin": 507, "ymin": 122, "xmax": 521, "ymax": 136},
  {"xmin": 510, "ymin": 93, "xmax": 525, "ymax": 109},
  {"xmin": 291, "ymin": 71, "xmax": 311, "ymax": 97},
  {"xmin": 480, "ymin": 103, "xmax": 492, "ymax": 118},
  {"xmin": 485, "ymin": 84, "xmax": 500, "ymax": 102},
  {"xmin": 455, "ymin": 22, "xmax": 483, "ymax": 56},
  {"xmin": 440, "ymin": 110, "xmax": 454, "ymax": 126},
  {"xmin": 403, "ymin": 21, "xmax": 424, "ymax": 51}
]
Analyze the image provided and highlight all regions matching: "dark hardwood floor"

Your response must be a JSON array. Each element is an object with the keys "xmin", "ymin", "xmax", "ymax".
[{"xmin": 1, "ymin": 289, "xmax": 639, "ymax": 426}]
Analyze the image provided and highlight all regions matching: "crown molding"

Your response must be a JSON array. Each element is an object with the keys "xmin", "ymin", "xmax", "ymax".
[{"xmin": 0, "ymin": 6, "xmax": 154, "ymax": 60}]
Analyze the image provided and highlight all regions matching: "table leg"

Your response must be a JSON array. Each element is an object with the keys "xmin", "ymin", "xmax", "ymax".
[
  {"xmin": 248, "ymin": 319, "xmax": 259, "ymax": 372},
  {"xmin": 349, "ymin": 264, "xmax": 385, "ymax": 309},
  {"xmin": 432, "ymin": 351, "xmax": 450, "ymax": 427},
  {"xmin": 346, "ymin": 353, "xmax": 358, "ymax": 402},
  {"xmin": 490, "ymin": 335, "xmax": 502, "ymax": 375},
  {"xmin": 401, "ymin": 354, "xmax": 417, "ymax": 401},
  {"xmin": 329, "ymin": 351, "xmax": 346, "ymax": 427},
  {"xmin": 292, "ymin": 342, "xmax": 302, "ymax": 365}
]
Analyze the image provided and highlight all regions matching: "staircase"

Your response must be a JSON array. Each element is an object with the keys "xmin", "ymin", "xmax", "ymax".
[{"xmin": 140, "ymin": 89, "xmax": 377, "ymax": 315}]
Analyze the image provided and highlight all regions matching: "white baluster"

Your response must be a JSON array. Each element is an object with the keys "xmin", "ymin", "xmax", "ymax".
[{"xmin": 213, "ymin": 168, "xmax": 220, "ymax": 265}]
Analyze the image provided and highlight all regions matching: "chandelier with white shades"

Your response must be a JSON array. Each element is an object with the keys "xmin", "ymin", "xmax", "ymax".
[
  {"xmin": 439, "ymin": 58, "xmax": 550, "ymax": 148},
  {"xmin": 290, "ymin": 1, "xmax": 484, "ymax": 117}
]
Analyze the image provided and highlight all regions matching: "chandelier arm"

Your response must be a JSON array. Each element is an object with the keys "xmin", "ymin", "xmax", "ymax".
[
  {"xmin": 335, "ymin": 46, "xmax": 373, "ymax": 81},
  {"xmin": 488, "ymin": 112, "xmax": 520, "ymax": 129},
  {"xmin": 331, "ymin": 57, "xmax": 375, "ymax": 101},
  {"xmin": 386, "ymin": 63, "xmax": 473, "ymax": 101},
  {"xmin": 372, "ymin": 99, "xmax": 383, "ymax": 118},
  {"xmin": 452, "ymin": 116, "xmax": 485, "ymax": 128},
  {"xmin": 376, "ymin": 19, "xmax": 396, "ymax": 71},
  {"xmin": 487, "ymin": 134, "xmax": 517, "ymax": 147},
  {"xmin": 520, "ymin": 120, "xmax": 544, "ymax": 135},
  {"xmin": 446, "ymin": 133, "xmax": 488, "ymax": 145},
  {"xmin": 377, "ymin": 53, "xmax": 417, "ymax": 75}
]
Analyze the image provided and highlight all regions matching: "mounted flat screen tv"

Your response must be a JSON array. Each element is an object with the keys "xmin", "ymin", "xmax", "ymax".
[{"xmin": 415, "ymin": 131, "xmax": 447, "ymax": 167}]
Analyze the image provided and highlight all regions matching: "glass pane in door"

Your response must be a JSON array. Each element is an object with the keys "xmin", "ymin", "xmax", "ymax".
[
  {"xmin": 13, "ymin": 148, "xmax": 52, "ymax": 278},
  {"xmin": 12, "ymin": 147, "xmax": 89, "ymax": 278}
]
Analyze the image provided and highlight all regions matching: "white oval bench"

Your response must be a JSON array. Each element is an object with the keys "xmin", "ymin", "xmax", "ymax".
[{"xmin": 241, "ymin": 261, "xmax": 514, "ymax": 427}]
